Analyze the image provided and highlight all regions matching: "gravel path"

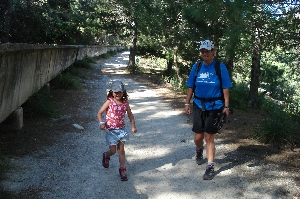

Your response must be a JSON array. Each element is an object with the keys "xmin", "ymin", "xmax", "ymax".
[{"xmin": 1, "ymin": 52, "xmax": 299, "ymax": 198}]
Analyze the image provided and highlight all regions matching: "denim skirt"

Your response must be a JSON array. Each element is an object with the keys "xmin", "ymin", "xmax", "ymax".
[{"xmin": 105, "ymin": 128, "xmax": 129, "ymax": 146}]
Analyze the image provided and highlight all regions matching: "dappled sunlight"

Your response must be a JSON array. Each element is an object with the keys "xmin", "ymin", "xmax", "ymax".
[
  {"xmin": 131, "ymin": 104, "xmax": 182, "ymax": 117},
  {"xmin": 128, "ymin": 146, "xmax": 172, "ymax": 159},
  {"xmin": 97, "ymin": 52, "xmax": 300, "ymax": 198},
  {"xmin": 104, "ymin": 63, "xmax": 127, "ymax": 67},
  {"xmin": 129, "ymin": 90, "xmax": 157, "ymax": 99},
  {"xmin": 2, "ymin": 50, "xmax": 298, "ymax": 198},
  {"xmin": 218, "ymin": 167, "xmax": 234, "ymax": 176},
  {"xmin": 121, "ymin": 51, "xmax": 130, "ymax": 55},
  {"xmin": 129, "ymin": 104, "xmax": 158, "ymax": 114},
  {"xmin": 147, "ymin": 109, "xmax": 182, "ymax": 118},
  {"xmin": 99, "ymin": 53, "xmax": 129, "ymax": 75}
]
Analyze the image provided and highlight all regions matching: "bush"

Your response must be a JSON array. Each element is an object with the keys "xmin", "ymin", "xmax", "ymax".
[
  {"xmin": 0, "ymin": 154, "xmax": 11, "ymax": 180},
  {"xmin": 253, "ymin": 98, "xmax": 300, "ymax": 151},
  {"xmin": 50, "ymin": 73, "xmax": 82, "ymax": 90},
  {"xmin": 67, "ymin": 67, "xmax": 84, "ymax": 78},
  {"xmin": 126, "ymin": 63, "xmax": 145, "ymax": 74},
  {"xmin": 72, "ymin": 60, "xmax": 93, "ymax": 70},
  {"xmin": 22, "ymin": 86, "xmax": 60, "ymax": 118},
  {"xmin": 230, "ymin": 82, "xmax": 249, "ymax": 111},
  {"xmin": 72, "ymin": 56, "xmax": 95, "ymax": 70},
  {"xmin": 97, "ymin": 50, "xmax": 118, "ymax": 59}
]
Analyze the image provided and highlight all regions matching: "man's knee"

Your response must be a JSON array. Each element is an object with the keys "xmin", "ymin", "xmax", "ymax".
[
  {"xmin": 194, "ymin": 133, "xmax": 204, "ymax": 142},
  {"xmin": 205, "ymin": 133, "xmax": 215, "ymax": 143}
]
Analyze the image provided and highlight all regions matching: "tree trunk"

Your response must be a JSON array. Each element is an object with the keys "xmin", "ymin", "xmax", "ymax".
[
  {"xmin": 224, "ymin": 57, "xmax": 233, "ymax": 81},
  {"xmin": 1, "ymin": 0, "xmax": 12, "ymax": 43},
  {"xmin": 166, "ymin": 58, "xmax": 173, "ymax": 77},
  {"xmin": 173, "ymin": 47, "xmax": 183, "ymax": 88},
  {"xmin": 247, "ymin": 30, "xmax": 261, "ymax": 108},
  {"xmin": 128, "ymin": 21, "xmax": 137, "ymax": 73}
]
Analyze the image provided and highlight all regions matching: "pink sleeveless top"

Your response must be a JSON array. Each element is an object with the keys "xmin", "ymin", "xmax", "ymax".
[{"xmin": 105, "ymin": 98, "xmax": 127, "ymax": 129}]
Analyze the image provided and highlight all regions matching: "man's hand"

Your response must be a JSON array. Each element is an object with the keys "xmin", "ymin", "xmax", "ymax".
[
  {"xmin": 223, "ymin": 108, "xmax": 230, "ymax": 117},
  {"xmin": 185, "ymin": 104, "xmax": 191, "ymax": 114}
]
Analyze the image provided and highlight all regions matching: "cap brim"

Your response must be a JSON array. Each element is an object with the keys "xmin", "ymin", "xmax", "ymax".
[
  {"xmin": 112, "ymin": 86, "xmax": 124, "ymax": 92},
  {"xmin": 200, "ymin": 47, "xmax": 212, "ymax": 50},
  {"xmin": 112, "ymin": 89, "xmax": 123, "ymax": 92}
]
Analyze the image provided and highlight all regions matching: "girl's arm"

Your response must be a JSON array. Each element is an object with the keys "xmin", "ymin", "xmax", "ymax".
[
  {"xmin": 97, "ymin": 100, "xmax": 110, "ymax": 129},
  {"xmin": 126, "ymin": 103, "xmax": 137, "ymax": 133}
]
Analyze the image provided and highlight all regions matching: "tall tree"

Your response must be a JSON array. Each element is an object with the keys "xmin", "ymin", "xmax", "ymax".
[
  {"xmin": 112, "ymin": 0, "xmax": 145, "ymax": 72},
  {"xmin": 245, "ymin": 0, "xmax": 299, "ymax": 108},
  {"xmin": 1, "ymin": 0, "xmax": 12, "ymax": 43}
]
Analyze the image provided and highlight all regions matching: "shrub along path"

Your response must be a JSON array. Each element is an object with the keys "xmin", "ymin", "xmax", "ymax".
[{"xmin": 0, "ymin": 51, "xmax": 299, "ymax": 198}]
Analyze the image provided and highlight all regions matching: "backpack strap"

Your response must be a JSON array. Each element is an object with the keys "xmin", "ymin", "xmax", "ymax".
[
  {"xmin": 214, "ymin": 60, "xmax": 224, "ymax": 101},
  {"xmin": 193, "ymin": 61, "xmax": 202, "ymax": 93}
]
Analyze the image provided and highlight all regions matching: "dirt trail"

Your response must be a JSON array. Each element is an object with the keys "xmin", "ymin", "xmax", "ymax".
[{"xmin": 0, "ymin": 52, "xmax": 299, "ymax": 199}]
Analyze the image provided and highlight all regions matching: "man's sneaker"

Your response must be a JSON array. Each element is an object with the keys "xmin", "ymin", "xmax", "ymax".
[
  {"xmin": 119, "ymin": 167, "xmax": 128, "ymax": 181},
  {"xmin": 102, "ymin": 152, "xmax": 110, "ymax": 168},
  {"xmin": 203, "ymin": 164, "xmax": 215, "ymax": 180},
  {"xmin": 196, "ymin": 146, "xmax": 204, "ymax": 165}
]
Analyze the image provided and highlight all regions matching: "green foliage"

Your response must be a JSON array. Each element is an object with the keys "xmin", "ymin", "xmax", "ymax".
[
  {"xmin": 1, "ymin": 0, "xmax": 124, "ymax": 45},
  {"xmin": 107, "ymin": 50, "xmax": 118, "ymax": 56},
  {"xmin": 98, "ymin": 53, "xmax": 110, "ymax": 59},
  {"xmin": 0, "ymin": 154, "xmax": 11, "ymax": 180},
  {"xmin": 2, "ymin": 0, "xmax": 300, "ymax": 149},
  {"xmin": 253, "ymin": 97, "xmax": 300, "ymax": 151},
  {"xmin": 260, "ymin": 61, "xmax": 286, "ymax": 98},
  {"xmin": 51, "ymin": 73, "xmax": 82, "ymax": 90},
  {"xmin": 72, "ymin": 57, "xmax": 95, "ymax": 70},
  {"xmin": 259, "ymin": 49, "xmax": 300, "ymax": 120},
  {"xmin": 68, "ymin": 67, "xmax": 84, "ymax": 78},
  {"xmin": 97, "ymin": 50, "xmax": 118, "ymax": 58},
  {"xmin": 51, "ymin": 56, "xmax": 95, "ymax": 88},
  {"xmin": 137, "ymin": 55, "xmax": 167, "ymax": 70},
  {"xmin": 230, "ymin": 82, "xmax": 249, "ymax": 111},
  {"xmin": 22, "ymin": 86, "xmax": 60, "ymax": 118},
  {"xmin": 85, "ymin": 57, "xmax": 97, "ymax": 64},
  {"xmin": 163, "ymin": 74, "xmax": 187, "ymax": 93},
  {"xmin": 137, "ymin": 35, "xmax": 165, "ymax": 58},
  {"xmin": 126, "ymin": 63, "xmax": 145, "ymax": 74}
]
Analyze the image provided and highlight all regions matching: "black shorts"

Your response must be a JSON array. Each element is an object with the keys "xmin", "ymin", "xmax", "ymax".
[{"xmin": 192, "ymin": 102, "xmax": 222, "ymax": 134}]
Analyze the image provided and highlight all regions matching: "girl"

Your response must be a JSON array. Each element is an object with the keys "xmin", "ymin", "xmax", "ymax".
[{"xmin": 97, "ymin": 80, "xmax": 137, "ymax": 181}]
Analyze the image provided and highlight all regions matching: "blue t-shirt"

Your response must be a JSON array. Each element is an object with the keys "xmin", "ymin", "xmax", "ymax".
[{"xmin": 186, "ymin": 60, "xmax": 232, "ymax": 110}]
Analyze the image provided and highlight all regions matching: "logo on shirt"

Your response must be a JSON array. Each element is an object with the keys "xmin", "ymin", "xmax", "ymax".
[{"xmin": 198, "ymin": 72, "xmax": 215, "ymax": 84}]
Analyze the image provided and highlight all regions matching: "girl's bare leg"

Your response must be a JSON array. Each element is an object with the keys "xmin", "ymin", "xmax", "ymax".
[
  {"xmin": 106, "ymin": 145, "xmax": 117, "ymax": 157},
  {"xmin": 117, "ymin": 141, "xmax": 126, "ymax": 167}
]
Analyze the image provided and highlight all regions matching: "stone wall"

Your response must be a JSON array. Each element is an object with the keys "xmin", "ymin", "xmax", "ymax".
[{"xmin": 0, "ymin": 44, "xmax": 124, "ymax": 124}]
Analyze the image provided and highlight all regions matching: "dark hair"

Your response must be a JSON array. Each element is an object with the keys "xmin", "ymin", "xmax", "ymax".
[{"xmin": 107, "ymin": 90, "xmax": 128, "ymax": 102}]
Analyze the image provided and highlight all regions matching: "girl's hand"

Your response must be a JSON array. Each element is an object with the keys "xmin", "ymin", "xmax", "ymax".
[
  {"xmin": 132, "ymin": 127, "xmax": 137, "ymax": 133},
  {"xmin": 100, "ymin": 124, "xmax": 107, "ymax": 130},
  {"xmin": 99, "ymin": 122, "xmax": 106, "ymax": 130}
]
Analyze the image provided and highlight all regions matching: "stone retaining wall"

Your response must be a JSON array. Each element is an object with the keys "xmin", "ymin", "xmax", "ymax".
[{"xmin": 0, "ymin": 44, "xmax": 124, "ymax": 124}]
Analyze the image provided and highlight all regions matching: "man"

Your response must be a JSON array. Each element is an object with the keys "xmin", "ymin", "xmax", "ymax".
[{"xmin": 185, "ymin": 40, "xmax": 232, "ymax": 180}]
